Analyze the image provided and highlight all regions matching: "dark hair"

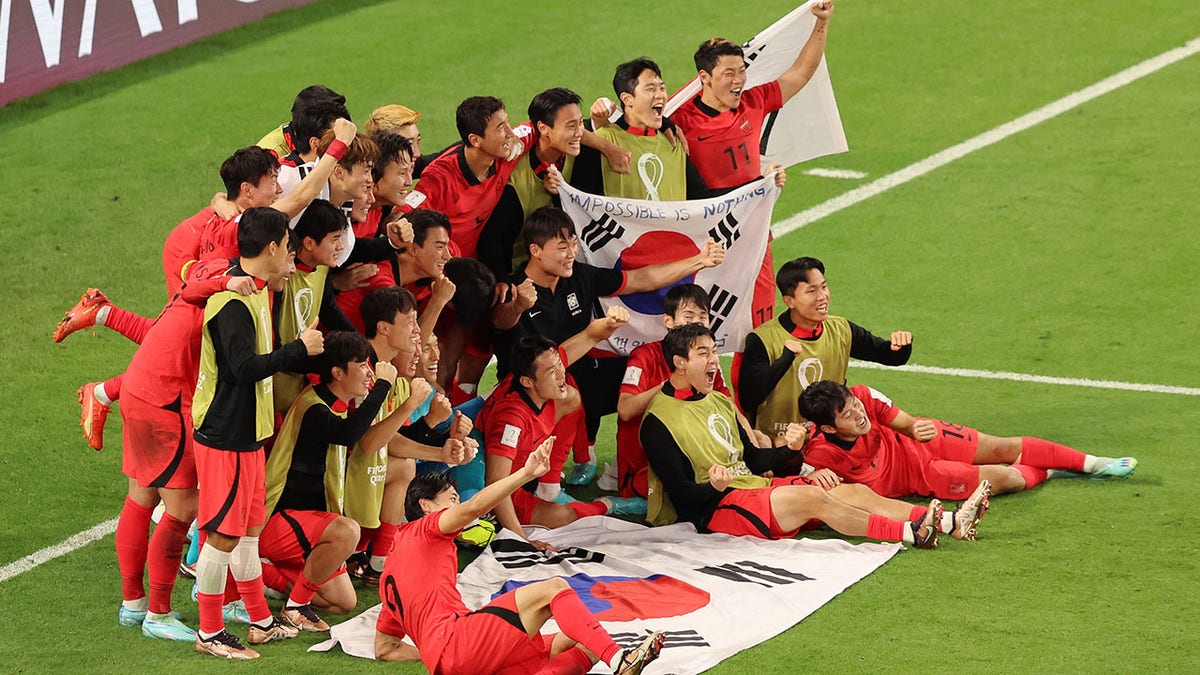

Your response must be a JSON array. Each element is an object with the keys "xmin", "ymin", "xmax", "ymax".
[
  {"xmin": 444, "ymin": 257, "xmax": 496, "ymax": 329},
  {"xmin": 360, "ymin": 286, "xmax": 418, "ymax": 339},
  {"xmin": 662, "ymin": 323, "xmax": 714, "ymax": 371},
  {"xmin": 318, "ymin": 131, "xmax": 380, "ymax": 170},
  {"xmin": 694, "ymin": 38, "xmax": 745, "ymax": 74},
  {"xmin": 220, "ymin": 146, "xmax": 279, "ymax": 198},
  {"xmin": 612, "ymin": 58, "xmax": 662, "ymax": 102},
  {"xmin": 528, "ymin": 87, "xmax": 582, "ymax": 129},
  {"xmin": 291, "ymin": 99, "xmax": 351, "ymax": 155},
  {"xmin": 320, "ymin": 331, "xmax": 372, "ymax": 384},
  {"xmin": 797, "ymin": 380, "xmax": 854, "ymax": 428},
  {"xmin": 664, "ymin": 284, "xmax": 711, "ymax": 317},
  {"xmin": 510, "ymin": 335, "xmax": 558, "ymax": 381},
  {"xmin": 237, "ymin": 207, "xmax": 289, "ymax": 258},
  {"xmin": 293, "ymin": 199, "xmax": 345, "ymax": 248},
  {"xmin": 522, "ymin": 206, "xmax": 576, "ymax": 249},
  {"xmin": 371, "ymin": 131, "xmax": 413, "ymax": 182},
  {"xmin": 407, "ymin": 208, "xmax": 453, "ymax": 245},
  {"xmin": 456, "ymin": 96, "xmax": 506, "ymax": 144},
  {"xmin": 404, "ymin": 472, "xmax": 457, "ymax": 522},
  {"xmin": 290, "ymin": 85, "xmax": 346, "ymax": 119},
  {"xmin": 776, "ymin": 257, "xmax": 826, "ymax": 296}
]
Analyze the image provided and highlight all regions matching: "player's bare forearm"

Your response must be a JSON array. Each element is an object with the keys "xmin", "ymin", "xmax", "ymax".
[
  {"xmin": 778, "ymin": 3, "xmax": 833, "ymax": 103},
  {"xmin": 617, "ymin": 386, "xmax": 662, "ymax": 421},
  {"xmin": 449, "ymin": 454, "xmax": 533, "ymax": 535}
]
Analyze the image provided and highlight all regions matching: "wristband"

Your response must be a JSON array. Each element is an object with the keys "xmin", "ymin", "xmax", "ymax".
[{"xmin": 325, "ymin": 139, "xmax": 348, "ymax": 162}]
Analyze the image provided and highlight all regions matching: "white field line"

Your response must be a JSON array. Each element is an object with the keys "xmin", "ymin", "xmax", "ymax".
[
  {"xmin": 776, "ymin": 36, "xmax": 1200, "ymax": 236},
  {"xmin": 0, "ymin": 517, "xmax": 118, "ymax": 583},
  {"xmin": 851, "ymin": 360, "xmax": 1200, "ymax": 396},
  {"xmin": 802, "ymin": 168, "xmax": 868, "ymax": 179},
  {"xmin": 6, "ymin": 38, "xmax": 1199, "ymax": 587}
]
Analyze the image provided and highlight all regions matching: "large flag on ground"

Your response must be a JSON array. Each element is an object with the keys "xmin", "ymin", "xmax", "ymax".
[
  {"xmin": 665, "ymin": 0, "xmax": 849, "ymax": 168},
  {"xmin": 559, "ymin": 179, "xmax": 779, "ymax": 355},
  {"xmin": 312, "ymin": 517, "xmax": 902, "ymax": 672}
]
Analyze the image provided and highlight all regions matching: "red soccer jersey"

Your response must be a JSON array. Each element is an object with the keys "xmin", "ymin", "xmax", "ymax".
[
  {"xmin": 123, "ymin": 258, "xmax": 236, "ymax": 407},
  {"xmin": 616, "ymin": 340, "xmax": 729, "ymax": 475},
  {"xmin": 336, "ymin": 206, "xmax": 396, "ymax": 332},
  {"xmin": 376, "ymin": 510, "xmax": 469, "ymax": 674},
  {"xmin": 671, "ymin": 81, "xmax": 783, "ymax": 190},
  {"xmin": 197, "ymin": 211, "xmax": 242, "ymax": 263},
  {"xmin": 801, "ymin": 384, "xmax": 933, "ymax": 497},
  {"xmin": 161, "ymin": 207, "xmax": 214, "ymax": 298},
  {"xmin": 400, "ymin": 124, "xmax": 535, "ymax": 259}
]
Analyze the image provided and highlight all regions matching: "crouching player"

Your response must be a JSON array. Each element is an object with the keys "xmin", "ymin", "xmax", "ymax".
[
  {"xmin": 797, "ymin": 381, "xmax": 1138, "ymax": 508},
  {"xmin": 374, "ymin": 439, "xmax": 666, "ymax": 674},
  {"xmin": 642, "ymin": 324, "xmax": 948, "ymax": 548}
]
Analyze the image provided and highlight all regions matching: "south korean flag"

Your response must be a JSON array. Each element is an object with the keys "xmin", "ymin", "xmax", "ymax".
[{"xmin": 559, "ymin": 178, "xmax": 779, "ymax": 355}]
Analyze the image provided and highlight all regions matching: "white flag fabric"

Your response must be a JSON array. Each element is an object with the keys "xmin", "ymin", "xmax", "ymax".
[
  {"xmin": 313, "ymin": 517, "xmax": 901, "ymax": 671},
  {"xmin": 559, "ymin": 179, "xmax": 779, "ymax": 355},
  {"xmin": 665, "ymin": 0, "xmax": 849, "ymax": 168}
]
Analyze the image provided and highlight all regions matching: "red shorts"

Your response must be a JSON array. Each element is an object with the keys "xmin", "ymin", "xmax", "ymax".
[
  {"xmin": 195, "ymin": 442, "xmax": 266, "ymax": 537},
  {"xmin": 121, "ymin": 392, "xmax": 196, "ymax": 489},
  {"xmin": 511, "ymin": 489, "xmax": 537, "ymax": 525},
  {"xmin": 259, "ymin": 509, "xmax": 342, "ymax": 569},
  {"xmin": 707, "ymin": 476, "xmax": 817, "ymax": 539},
  {"xmin": 922, "ymin": 421, "xmax": 980, "ymax": 462},
  {"xmin": 437, "ymin": 591, "xmax": 556, "ymax": 675}
]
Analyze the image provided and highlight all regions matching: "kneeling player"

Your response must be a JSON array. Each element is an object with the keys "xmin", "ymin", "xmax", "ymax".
[
  {"xmin": 797, "ymin": 381, "xmax": 1138, "ymax": 505},
  {"xmin": 374, "ymin": 440, "xmax": 665, "ymax": 674},
  {"xmin": 642, "ymin": 324, "xmax": 952, "ymax": 548}
]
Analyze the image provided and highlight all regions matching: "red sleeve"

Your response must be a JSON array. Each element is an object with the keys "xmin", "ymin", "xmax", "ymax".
[
  {"xmin": 484, "ymin": 403, "xmax": 524, "ymax": 461},
  {"xmin": 852, "ymin": 384, "xmax": 899, "ymax": 426},
  {"xmin": 199, "ymin": 213, "xmax": 240, "ymax": 262},
  {"xmin": 619, "ymin": 345, "xmax": 658, "ymax": 396},
  {"xmin": 747, "ymin": 81, "xmax": 784, "ymax": 115},
  {"xmin": 802, "ymin": 436, "xmax": 850, "ymax": 475},
  {"xmin": 401, "ymin": 158, "xmax": 453, "ymax": 214},
  {"xmin": 421, "ymin": 509, "xmax": 457, "ymax": 541}
]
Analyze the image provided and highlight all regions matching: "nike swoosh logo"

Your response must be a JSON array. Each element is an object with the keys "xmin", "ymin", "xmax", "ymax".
[
  {"xmin": 696, "ymin": 135, "xmax": 717, "ymax": 142},
  {"xmin": 529, "ymin": 311, "xmax": 542, "ymax": 318}
]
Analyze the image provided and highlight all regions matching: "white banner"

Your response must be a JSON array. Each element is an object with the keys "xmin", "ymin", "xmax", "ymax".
[
  {"xmin": 559, "ymin": 179, "xmax": 779, "ymax": 355},
  {"xmin": 313, "ymin": 517, "xmax": 901, "ymax": 671},
  {"xmin": 665, "ymin": 0, "xmax": 849, "ymax": 168}
]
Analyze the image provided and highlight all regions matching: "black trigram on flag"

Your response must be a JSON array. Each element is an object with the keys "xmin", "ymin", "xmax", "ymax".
[
  {"xmin": 695, "ymin": 560, "xmax": 814, "ymax": 588},
  {"xmin": 707, "ymin": 286, "xmax": 738, "ymax": 334},
  {"xmin": 581, "ymin": 214, "xmax": 625, "ymax": 252},
  {"xmin": 491, "ymin": 539, "xmax": 606, "ymax": 569},
  {"xmin": 707, "ymin": 213, "xmax": 740, "ymax": 249},
  {"xmin": 610, "ymin": 629, "xmax": 710, "ymax": 650}
]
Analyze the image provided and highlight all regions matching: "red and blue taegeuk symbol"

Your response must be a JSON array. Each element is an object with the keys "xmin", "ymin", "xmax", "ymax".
[{"xmin": 495, "ymin": 573, "xmax": 710, "ymax": 621}]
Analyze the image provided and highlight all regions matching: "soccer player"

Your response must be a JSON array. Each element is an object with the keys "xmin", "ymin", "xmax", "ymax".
[
  {"xmin": 642, "ymin": 324, "xmax": 943, "ymax": 547},
  {"xmin": 798, "ymin": 381, "xmax": 1139, "ymax": 507},
  {"xmin": 190, "ymin": 208, "xmax": 324, "ymax": 659},
  {"xmin": 493, "ymin": 206, "xmax": 725, "ymax": 485},
  {"xmin": 259, "ymin": 331, "xmax": 401, "ymax": 632},
  {"xmin": 257, "ymin": 84, "xmax": 348, "ymax": 160},
  {"xmin": 739, "ymin": 256, "xmax": 912, "ymax": 438},
  {"xmin": 374, "ymin": 443, "xmax": 667, "ymax": 674},
  {"xmin": 275, "ymin": 96, "xmax": 354, "ymax": 197},
  {"xmin": 672, "ymin": 2, "xmax": 835, "ymax": 326},
  {"xmin": 363, "ymin": 103, "xmax": 424, "ymax": 173}
]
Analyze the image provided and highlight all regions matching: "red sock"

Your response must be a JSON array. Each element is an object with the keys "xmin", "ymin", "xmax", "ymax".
[
  {"xmin": 1019, "ymin": 437, "xmax": 1086, "ymax": 471},
  {"xmin": 223, "ymin": 571, "xmax": 241, "ymax": 603},
  {"xmin": 115, "ymin": 496, "xmax": 153, "ymax": 602},
  {"xmin": 572, "ymin": 406, "xmax": 590, "ymax": 464},
  {"xmin": 105, "ymin": 306, "xmax": 154, "ymax": 344},
  {"xmin": 104, "ymin": 374, "xmax": 123, "ymax": 401},
  {"xmin": 146, "ymin": 512, "xmax": 189, "ymax": 614},
  {"xmin": 539, "ymin": 646, "xmax": 594, "ymax": 674},
  {"xmin": 908, "ymin": 505, "xmax": 928, "ymax": 522},
  {"xmin": 234, "ymin": 575, "xmax": 272, "ymax": 624},
  {"xmin": 1012, "ymin": 464, "xmax": 1049, "ymax": 490},
  {"xmin": 356, "ymin": 526, "xmax": 378, "ymax": 554},
  {"xmin": 197, "ymin": 591, "xmax": 226, "ymax": 635},
  {"xmin": 568, "ymin": 501, "xmax": 608, "ymax": 518},
  {"xmin": 260, "ymin": 561, "xmax": 292, "ymax": 595},
  {"xmin": 373, "ymin": 522, "xmax": 399, "ymax": 566},
  {"xmin": 551, "ymin": 409, "xmax": 579, "ymax": 477},
  {"xmin": 866, "ymin": 514, "xmax": 905, "ymax": 542},
  {"xmin": 549, "ymin": 589, "xmax": 620, "ymax": 663},
  {"xmin": 287, "ymin": 571, "xmax": 322, "ymax": 607}
]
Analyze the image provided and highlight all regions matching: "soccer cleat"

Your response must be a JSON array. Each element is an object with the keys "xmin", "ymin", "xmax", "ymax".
[
  {"xmin": 178, "ymin": 561, "xmax": 197, "ymax": 579},
  {"xmin": 600, "ymin": 496, "xmax": 648, "ymax": 517},
  {"xmin": 615, "ymin": 631, "xmax": 667, "ymax": 675},
  {"xmin": 563, "ymin": 462, "xmax": 598, "ymax": 486},
  {"xmin": 195, "ymin": 630, "xmax": 260, "ymax": 659},
  {"xmin": 78, "ymin": 382, "xmax": 110, "ymax": 451},
  {"xmin": 118, "ymin": 605, "xmax": 148, "ymax": 627},
  {"xmin": 360, "ymin": 567, "xmax": 381, "ymax": 589},
  {"xmin": 246, "ymin": 616, "xmax": 300, "ymax": 645},
  {"xmin": 282, "ymin": 604, "xmax": 330, "ymax": 632},
  {"xmin": 142, "ymin": 614, "xmax": 199, "ymax": 642},
  {"xmin": 224, "ymin": 600, "xmax": 252, "ymax": 626},
  {"xmin": 550, "ymin": 489, "xmax": 581, "ymax": 505},
  {"xmin": 911, "ymin": 499, "xmax": 941, "ymax": 549},
  {"xmin": 53, "ymin": 288, "xmax": 109, "ymax": 343},
  {"xmin": 345, "ymin": 551, "xmax": 369, "ymax": 580},
  {"xmin": 456, "ymin": 518, "xmax": 498, "ymax": 549},
  {"xmin": 1092, "ymin": 457, "xmax": 1138, "ymax": 479},
  {"xmin": 262, "ymin": 585, "xmax": 287, "ymax": 601},
  {"xmin": 953, "ymin": 480, "xmax": 992, "ymax": 541},
  {"xmin": 596, "ymin": 462, "xmax": 619, "ymax": 492}
]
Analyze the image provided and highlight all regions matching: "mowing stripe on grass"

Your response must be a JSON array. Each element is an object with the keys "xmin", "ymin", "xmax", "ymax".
[
  {"xmin": 851, "ymin": 360, "xmax": 1200, "ymax": 396},
  {"xmin": 776, "ymin": 36, "xmax": 1200, "ymax": 236},
  {"xmin": 0, "ymin": 517, "xmax": 118, "ymax": 583}
]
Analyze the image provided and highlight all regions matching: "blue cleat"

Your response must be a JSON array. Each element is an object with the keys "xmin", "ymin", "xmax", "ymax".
[
  {"xmin": 1092, "ymin": 457, "xmax": 1138, "ymax": 479},
  {"xmin": 118, "ymin": 605, "xmax": 147, "ymax": 627},
  {"xmin": 142, "ymin": 614, "xmax": 199, "ymax": 642},
  {"xmin": 550, "ymin": 489, "xmax": 581, "ymax": 505},
  {"xmin": 601, "ymin": 496, "xmax": 648, "ymax": 516},
  {"xmin": 190, "ymin": 582, "xmax": 251, "ymax": 624},
  {"xmin": 563, "ymin": 462, "xmax": 598, "ymax": 486}
]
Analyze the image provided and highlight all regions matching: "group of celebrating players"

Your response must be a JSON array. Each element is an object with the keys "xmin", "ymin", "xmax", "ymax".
[{"xmin": 53, "ymin": 1, "xmax": 1137, "ymax": 671}]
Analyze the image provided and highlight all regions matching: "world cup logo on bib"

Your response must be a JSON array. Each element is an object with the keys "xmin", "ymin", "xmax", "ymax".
[
  {"xmin": 795, "ymin": 357, "xmax": 824, "ymax": 390},
  {"xmin": 293, "ymin": 288, "xmax": 315, "ymax": 340},
  {"xmin": 707, "ymin": 413, "xmax": 740, "ymax": 464},
  {"xmin": 637, "ymin": 153, "xmax": 665, "ymax": 201}
]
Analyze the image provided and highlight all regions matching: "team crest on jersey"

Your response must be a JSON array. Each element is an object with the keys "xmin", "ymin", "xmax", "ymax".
[
  {"xmin": 566, "ymin": 292, "xmax": 580, "ymax": 313},
  {"xmin": 740, "ymin": 118, "xmax": 752, "ymax": 133},
  {"xmin": 795, "ymin": 357, "xmax": 824, "ymax": 389}
]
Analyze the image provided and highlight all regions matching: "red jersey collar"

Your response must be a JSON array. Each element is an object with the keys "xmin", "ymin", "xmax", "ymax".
[
  {"xmin": 780, "ymin": 312, "xmax": 823, "ymax": 339},
  {"xmin": 455, "ymin": 144, "xmax": 496, "ymax": 186},
  {"xmin": 662, "ymin": 380, "xmax": 704, "ymax": 401}
]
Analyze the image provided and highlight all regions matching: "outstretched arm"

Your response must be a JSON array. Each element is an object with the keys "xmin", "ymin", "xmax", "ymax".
[
  {"xmin": 442, "ymin": 438, "xmax": 553, "ymax": 536},
  {"xmin": 621, "ymin": 238, "xmax": 725, "ymax": 294},
  {"xmin": 777, "ymin": 1, "xmax": 835, "ymax": 103}
]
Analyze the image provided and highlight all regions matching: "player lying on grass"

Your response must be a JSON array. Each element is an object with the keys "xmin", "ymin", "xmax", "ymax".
[
  {"xmin": 642, "ymin": 323, "xmax": 984, "ymax": 546},
  {"xmin": 797, "ymin": 381, "xmax": 1138, "ymax": 501},
  {"xmin": 374, "ymin": 442, "xmax": 666, "ymax": 674}
]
